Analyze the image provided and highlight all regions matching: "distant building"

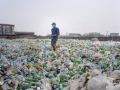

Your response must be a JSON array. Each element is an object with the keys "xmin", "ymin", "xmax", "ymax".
[
  {"xmin": 59, "ymin": 35, "xmax": 68, "ymax": 37},
  {"xmin": 83, "ymin": 32, "xmax": 104, "ymax": 37},
  {"xmin": 69, "ymin": 33, "xmax": 81, "ymax": 37},
  {"xmin": 82, "ymin": 33, "xmax": 88, "ymax": 36},
  {"xmin": 87, "ymin": 32, "xmax": 100, "ymax": 37},
  {"xmin": 110, "ymin": 33, "xmax": 119, "ymax": 36},
  {"xmin": 0, "ymin": 24, "xmax": 15, "ymax": 35},
  {"xmin": 15, "ymin": 31, "xmax": 34, "ymax": 35}
]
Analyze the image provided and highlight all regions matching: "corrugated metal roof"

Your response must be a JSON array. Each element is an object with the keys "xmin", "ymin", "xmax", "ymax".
[{"xmin": 0, "ymin": 23, "xmax": 15, "ymax": 26}]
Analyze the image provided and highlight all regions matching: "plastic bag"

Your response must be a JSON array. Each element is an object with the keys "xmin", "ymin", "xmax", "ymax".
[
  {"xmin": 51, "ymin": 60, "xmax": 61, "ymax": 66},
  {"xmin": 111, "ymin": 70, "xmax": 120, "ymax": 79},
  {"xmin": 81, "ymin": 86, "xmax": 87, "ymax": 90},
  {"xmin": 43, "ymin": 78, "xmax": 52, "ymax": 90},
  {"xmin": 1, "ymin": 83, "xmax": 10, "ymax": 90},
  {"xmin": 92, "ymin": 53, "xmax": 104, "ymax": 60},
  {"xmin": 90, "ymin": 69, "xmax": 101, "ymax": 78},
  {"xmin": 87, "ymin": 76, "xmax": 114, "ymax": 90},
  {"xmin": 114, "ymin": 84, "xmax": 120, "ymax": 90},
  {"xmin": 69, "ymin": 79, "xmax": 80, "ymax": 90},
  {"xmin": 63, "ymin": 86, "xmax": 70, "ymax": 90}
]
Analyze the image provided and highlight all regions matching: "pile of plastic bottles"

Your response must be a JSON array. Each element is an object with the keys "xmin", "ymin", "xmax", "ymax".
[{"xmin": 0, "ymin": 38, "xmax": 120, "ymax": 90}]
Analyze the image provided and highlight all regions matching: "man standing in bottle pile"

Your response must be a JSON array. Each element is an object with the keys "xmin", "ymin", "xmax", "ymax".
[{"xmin": 51, "ymin": 22, "xmax": 60, "ymax": 51}]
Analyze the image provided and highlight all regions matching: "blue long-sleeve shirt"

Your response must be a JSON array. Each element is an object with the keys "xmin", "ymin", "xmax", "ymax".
[{"xmin": 51, "ymin": 27, "xmax": 59, "ymax": 38}]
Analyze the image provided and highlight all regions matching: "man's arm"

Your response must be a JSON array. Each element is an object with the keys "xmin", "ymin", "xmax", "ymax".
[
  {"xmin": 57, "ymin": 30, "xmax": 60, "ymax": 35},
  {"xmin": 57, "ymin": 29, "xmax": 60, "ymax": 36}
]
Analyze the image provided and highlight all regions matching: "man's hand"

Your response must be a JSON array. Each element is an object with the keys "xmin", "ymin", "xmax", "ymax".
[
  {"xmin": 47, "ymin": 34, "xmax": 53, "ymax": 39},
  {"xmin": 57, "ymin": 31, "xmax": 60, "ymax": 36},
  {"xmin": 52, "ymin": 34, "xmax": 57, "ymax": 36}
]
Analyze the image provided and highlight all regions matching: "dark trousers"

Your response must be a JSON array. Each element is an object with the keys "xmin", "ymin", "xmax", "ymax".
[
  {"xmin": 51, "ymin": 38, "xmax": 58, "ymax": 45},
  {"xmin": 51, "ymin": 38, "xmax": 58, "ymax": 51}
]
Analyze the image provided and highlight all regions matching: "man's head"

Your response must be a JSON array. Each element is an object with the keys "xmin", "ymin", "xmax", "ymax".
[{"xmin": 52, "ymin": 22, "xmax": 56, "ymax": 27}]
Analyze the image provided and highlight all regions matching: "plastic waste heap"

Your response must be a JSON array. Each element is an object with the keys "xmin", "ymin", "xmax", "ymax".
[{"xmin": 0, "ymin": 38, "xmax": 120, "ymax": 90}]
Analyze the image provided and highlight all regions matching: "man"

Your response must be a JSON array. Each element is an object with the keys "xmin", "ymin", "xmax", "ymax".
[{"xmin": 51, "ymin": 22, "xmax": 60, "ymax": 51}]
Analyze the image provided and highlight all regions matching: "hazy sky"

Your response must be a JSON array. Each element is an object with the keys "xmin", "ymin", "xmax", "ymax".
[{"xmin": 0, "ymin": 0, "xmax": 120, "ymax": 36}]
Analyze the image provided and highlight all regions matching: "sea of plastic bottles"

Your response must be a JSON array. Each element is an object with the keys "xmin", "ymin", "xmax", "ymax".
[{"xmin": 0, "ymin": 38, "xmax": 120, "ymax": 90}]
